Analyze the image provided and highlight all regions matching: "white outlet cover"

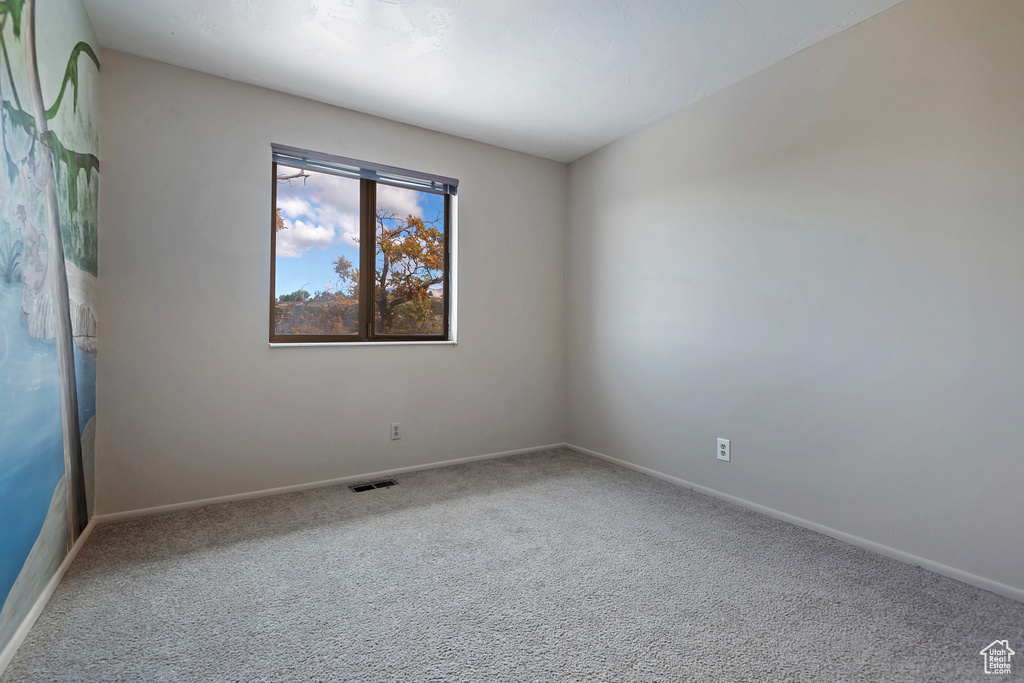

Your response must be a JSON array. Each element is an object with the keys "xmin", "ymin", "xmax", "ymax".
[
  {"xmin": 390, "ymin": 422, "xmax": 401, "ymax": 441},
  {"xmin": 717, "ymin": 438, "xmax": 730, "ymax": 462}
]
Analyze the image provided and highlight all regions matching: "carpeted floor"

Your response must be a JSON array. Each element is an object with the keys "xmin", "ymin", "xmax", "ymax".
[{"xmin": 3, "ymin": 448, "xmax": 1022, "ymax": 682}]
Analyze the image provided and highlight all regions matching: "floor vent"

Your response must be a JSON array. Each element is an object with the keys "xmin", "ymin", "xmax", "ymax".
[{"xmin": 349, "ymin": 479, "xmax": 398, "ymax": 493}]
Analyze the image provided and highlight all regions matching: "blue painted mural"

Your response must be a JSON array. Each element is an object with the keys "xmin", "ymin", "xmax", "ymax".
[{"xmin": 0, "ymin": 0, "xmax": 99, "ymax": 655}]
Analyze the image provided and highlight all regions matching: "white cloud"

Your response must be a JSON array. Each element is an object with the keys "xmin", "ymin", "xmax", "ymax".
[
  {"xmin": 276, "ymin": 218, "xmax": 337, "ymax": 258},
  {"xmin": 308, "ymin": 172, "xmax": 361, "ymax": 215},
  {"xmin": 340, "ymin": 227, "xmax": 359, "ymax": 246},
  {"xmin": 275, "ymin": 168, "xmax": 360, "ymax": 257},
  {"xmin": 376, "ymin": 184, "xmax": 423, "ymax": 219},
  {"xmin": 276, "ymin": 195, "xmax": 315, "ymax": 220}
]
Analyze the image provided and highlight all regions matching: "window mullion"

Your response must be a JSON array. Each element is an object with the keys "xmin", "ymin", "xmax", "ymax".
[
  {"xmin": 443, "ymin": 192, "xmax": 451, "ymax": 340},
  {"xmin": 360, "ymin": 179, "xmax": 375, "ymax": 341},
  {"xmin": 270, "ymin": 162, "xmax": 279, "ymax": 342}
]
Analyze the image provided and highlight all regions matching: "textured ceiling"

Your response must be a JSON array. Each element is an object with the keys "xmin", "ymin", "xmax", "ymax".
[{"xmin": 82, "ymin": 0, "xmax": 905, "ymax": 163}]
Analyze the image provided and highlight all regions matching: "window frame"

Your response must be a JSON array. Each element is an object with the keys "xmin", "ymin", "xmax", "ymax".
[{"xmin": 269, "ymin": 155, "xmax": 452, "ymax": 344}]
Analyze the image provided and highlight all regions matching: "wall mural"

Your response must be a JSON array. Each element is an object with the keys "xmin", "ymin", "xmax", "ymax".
[{"xmin": 0, "ymin": 0, "xmax": 99, "ymax": 654}]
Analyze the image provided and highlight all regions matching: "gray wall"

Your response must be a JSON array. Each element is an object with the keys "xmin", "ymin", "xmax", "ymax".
[
  {"xmin": 96, "ymin": 51, "xmax": 567, "ymax": 514},
  {"xmin": 567, "ymin": 0, "xmax": 1024, "ymax": 594}
]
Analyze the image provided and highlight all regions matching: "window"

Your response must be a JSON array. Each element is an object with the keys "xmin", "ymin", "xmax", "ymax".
[{"xmin": 270, "ymin": 144, "xmax": 456, "ymax": 343}]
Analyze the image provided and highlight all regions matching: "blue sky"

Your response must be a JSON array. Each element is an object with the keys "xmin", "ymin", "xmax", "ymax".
[{"xmin": 274, "ymin": 166, "xmax": 444, "ymax": 298}]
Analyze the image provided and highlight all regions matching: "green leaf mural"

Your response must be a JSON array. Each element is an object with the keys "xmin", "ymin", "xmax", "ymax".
[
  {"xmin": 0, "ymin": 0, "xmax": 23, "ymax": 38},
  {"xmin": 0, "ymin": 225, "xmax": 21, "ymax": 282},
  {"xmin": 45, "ymin": 41, "xmax": 99, "ymax": 120},
  {"xmin": 44, "ymin": 129, "xmax": 98, "ymax": 214},
  {"xmin": 0, "ymin": 37, "xmax": 100, "ymax": 269}
]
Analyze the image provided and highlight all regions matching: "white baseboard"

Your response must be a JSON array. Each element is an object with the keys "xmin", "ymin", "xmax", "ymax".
[
  {"xmin": 92, "ymin": 443, "xmax": 569, "ymax": 524},
  {"xmin": 567, "ymin": 443, "xmax": 1024, "ymax": 604},
  {"xmin": 0, "ymin": 520, "xmax": 96, "ymax": 678}
]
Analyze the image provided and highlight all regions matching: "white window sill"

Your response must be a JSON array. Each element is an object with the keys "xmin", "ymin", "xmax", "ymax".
[{"xmin": 269, "ymin": 341, "xmax": 457, "ymax": 348}]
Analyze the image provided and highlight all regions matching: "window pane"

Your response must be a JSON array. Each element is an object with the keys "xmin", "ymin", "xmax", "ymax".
[
  {"xmin": 374, "ymin": 185, "xmax": 445, "ymax": 335},
  {"xmin": 274, "ymin": 165, "xmax": 361, "ymax": 336}
]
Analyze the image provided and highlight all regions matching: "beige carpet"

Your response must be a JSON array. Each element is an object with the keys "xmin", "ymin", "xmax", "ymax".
[{"xmin": 3, "ymin": 448, "xmax": 1022, "ymax": 681}]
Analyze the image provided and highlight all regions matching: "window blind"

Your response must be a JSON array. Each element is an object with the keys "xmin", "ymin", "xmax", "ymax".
[{"xmin": 272, "ymin": 143, "xmax": 458, "ymax": 196}]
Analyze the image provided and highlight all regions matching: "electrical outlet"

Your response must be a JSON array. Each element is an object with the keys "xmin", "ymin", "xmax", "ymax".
[
  {"xmin": 390, "ymin": 422, "xmax": 401, "ymax": 441},
  {"xmin": 717, "ymin": 438, "xmax": 730, "ymax": 462}
]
